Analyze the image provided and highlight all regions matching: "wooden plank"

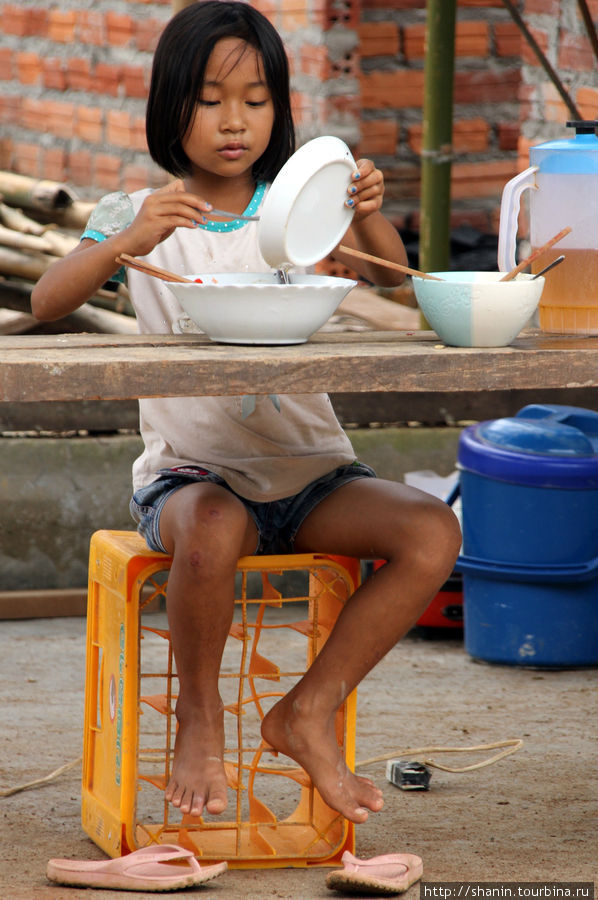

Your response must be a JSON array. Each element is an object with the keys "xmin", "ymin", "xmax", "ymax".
[
  {"xmin": 0, "ymin": 588, "xmax": 88, "ymax": 619},
  {"xmin": 2, "ymin": 331, "xmax": 598, "ymax": 402}
]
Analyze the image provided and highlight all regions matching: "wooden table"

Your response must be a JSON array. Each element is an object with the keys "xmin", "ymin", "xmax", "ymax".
[{"xmin": 2, "ymin": 330, "xmax": 598, "ymax": 403}]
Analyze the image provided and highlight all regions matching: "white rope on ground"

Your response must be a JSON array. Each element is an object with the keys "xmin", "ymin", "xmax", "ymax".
[
  {"xmin": 0, "ymin": 739, "xmax": 523, "ymax": 798},
  {"xmin": 356, "ymin": 739, "xmax": 524, "ymax": 773}
]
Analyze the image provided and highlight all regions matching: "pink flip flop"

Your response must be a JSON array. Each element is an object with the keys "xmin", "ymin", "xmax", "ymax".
[
  {"xmin": 46, "ymin": 843, "xmax": 227, "ymax": 892},
  {"xmin": 326, "ymin": 850, "xmax": 423, "ymax": 895}
]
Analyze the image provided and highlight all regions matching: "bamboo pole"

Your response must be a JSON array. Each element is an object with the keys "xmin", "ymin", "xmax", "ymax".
[{"xmin": 419, "ymin": 0, "xmax": 457, "ymax": 325}]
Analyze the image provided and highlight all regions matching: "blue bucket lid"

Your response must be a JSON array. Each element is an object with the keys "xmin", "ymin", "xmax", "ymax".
[{"xmin": 458, "ymin": 404, "xmax": 598, "ymax": 488}]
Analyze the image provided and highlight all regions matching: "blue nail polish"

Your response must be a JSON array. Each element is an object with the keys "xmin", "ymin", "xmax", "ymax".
[
  {"xmin": 349, "ymin": 185, "xmax": 357, "ymax": 194},
  {"xmin": 346, "ymin": 198, "xmax": 355, "ymax": 208},
  {"xmin": 353, "ymin": 171, "xmax": 361, "ymax": 180}
]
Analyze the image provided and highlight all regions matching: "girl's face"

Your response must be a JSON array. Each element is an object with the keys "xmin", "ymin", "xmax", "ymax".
[{"xmin": 182, "ymin": 38, "xmax": 275, "ymax": 185}]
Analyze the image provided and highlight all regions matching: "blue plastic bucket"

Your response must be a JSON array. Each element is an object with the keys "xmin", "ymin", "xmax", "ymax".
[{"xmin": 455, "ymin": 404, "xmax": 598, "ymax": 666}]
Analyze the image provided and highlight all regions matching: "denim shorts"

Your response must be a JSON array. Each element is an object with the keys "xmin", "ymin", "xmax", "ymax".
[{"xmin": 129, "ymin": 461, "xmax": 376, "ymax": 555}]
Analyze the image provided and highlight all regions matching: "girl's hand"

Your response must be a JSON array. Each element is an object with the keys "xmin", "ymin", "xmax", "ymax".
[
  {"xmin": 122, "ymin": 179, "xmax": 211, "ymax": 256},
  {"xmin": 344, "ymin": 158, "xmax": 385, "ymax": 222}
]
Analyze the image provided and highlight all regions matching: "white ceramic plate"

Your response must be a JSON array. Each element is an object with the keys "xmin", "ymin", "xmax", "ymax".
[{"xmin": 258, "ymin": 136, "xmax": 356, "ymax": 269}]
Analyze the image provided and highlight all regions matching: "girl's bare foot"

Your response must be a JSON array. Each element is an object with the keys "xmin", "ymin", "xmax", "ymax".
[
  {"xmin": 261, "ymin": 693, "xmax": 383, "ymax": 824},
  {"xmin": 165, "ymin": 704, "xmax": 229, "ymax": 817}
]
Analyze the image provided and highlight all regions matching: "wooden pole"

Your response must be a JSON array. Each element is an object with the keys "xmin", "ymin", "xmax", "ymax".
[{"xmin": 419, "ymin": 0, "xmax": 457, "ymax": 276}]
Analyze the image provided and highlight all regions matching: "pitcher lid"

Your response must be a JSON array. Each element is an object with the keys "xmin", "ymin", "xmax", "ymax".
[{"xmin": 530, "ymin": 120, "xmax": 598, "ymax": 173}]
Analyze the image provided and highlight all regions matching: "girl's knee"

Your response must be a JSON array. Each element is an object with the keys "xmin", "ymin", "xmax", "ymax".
[
  {"xmin": 164, "ymin": 484, "xmax": 252, "ymax": 566},
  {"xmin": 411, "ymin": 498, "xmax": 461, "ymax": 576}
]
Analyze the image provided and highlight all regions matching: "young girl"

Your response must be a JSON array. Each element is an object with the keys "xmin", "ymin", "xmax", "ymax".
[{"xmin": 32, "ymin": 1, "xmax": 460, "ymax": 826}]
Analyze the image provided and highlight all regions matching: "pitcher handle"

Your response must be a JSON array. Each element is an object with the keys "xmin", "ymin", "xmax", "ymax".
[{"xmin": 497, "ymin": 166, "xmax": 538, "ymax": 271}]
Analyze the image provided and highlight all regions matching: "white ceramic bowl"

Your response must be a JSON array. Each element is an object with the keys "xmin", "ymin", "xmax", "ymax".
[
  {"xmin": 166, "ymin": 272, "xmax": 357, "ymax": 345},
  {"xmin": 412, "ymin": 271, "xmax": 545, "ymax": 347},
  {"xmin": 258, "ymin": 135, "xmax": 356, "ymax": 269}
]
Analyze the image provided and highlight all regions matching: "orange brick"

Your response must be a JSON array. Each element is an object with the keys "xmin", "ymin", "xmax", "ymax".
[
  {"xmin": 13, "ymin": 142, "xmax": 41, "ymax": 177},
  {"xmin": 67, "ymin": 150, "xmax": 93, "ymax": 189},
  {"xmin": 454, "ymin": 68, "xmax": 520, "ymax": 103},
  {"xmin": 92, "ymin": 64, "xmax": 122, "ymax": 97},
  {"xmin": 122, "ymin": 65, "xmax": 149, "ymax": 99},
  {"xmin": 498, "ymin": 122, "xmax": 519, "ymax": 152},
  {"xmin": 0, "ymin": 95, "xmax": 21, "ymax": 126},
  {"xmin": 558, "ymin": 32, "xmax": 595, "ymax": 71},
  {"xmin": 28, "ymin": 8, "xmax": 49, "ymax": 38},
  {"xmin": 106, "ymin": 110, "xmax": 132, "ymax": 148},
  {"xmin": 67, "ymin": 58, "xmax": 93, "ymax": 92},
  {"xmin": 75, "ymin": 107, "xmax": 104, "ymax": 144},
  {"xmin": 494, "ymin": 22, "xmax": 521, "ymax": 57},
  {"xmin": 358, "ymin": 119, "xmax": 399, "ymax": 155},
  {"xmin": 45, "ymin": 100, "xmax": 77, "ymax": 140},
  {"xmin": 0, "ymin": 48, "xmax": 13, "ymax": 81},
  {"xmin": 0, "ymin": 138, "xmax": 14, "ymax": 170},
  {"xmin": 42, "ymin": 58, "xmax": 67, "ymax": 91},
  {"xmin": 94, "ymin": 153, "xmax": 123, "ymax": 191},
  {"xmin": 577, "ymin": 86, "xmax": 598, "ymax": 119},
  {"xmin": 360, "ymin": 70, "xmax": 425, "ymax": 109},
  {"xmin": 42, "ymin": 147, "xmax": 67, "ymax": 183},
  {"xmin": 3, "ymin": 4, "xmax": 29, "ymax": 36},
  {"xmin": 299, "ymin": 44, "xmax": 328, "ymax": 78},
  {"xmin": 48, "ymin": 10, "xmax": 77, "ymax": 43},
  {"xmin": 106, "ymin": 12, "xmax": 135, "ymax": 47},
  {"xmin": 456, "ymin": 21, "xmax": 490, "ymax": 56},
  {"xmin": 134, "ymin": 17, "xmax": 166, "ymax": 53},
  {"xmin": 404, "ymin": 21, "xmax": 489, "ymax": 60},
  {"xmin": 358, "ymin": 22, "xmax": 400, "ymax": 57},
  {"xmin": 123, "ymin": 163, "xmax": 156, "ymax": 194},
  {"xmin": 21, "ymin": 98, "xmax": 47, "ymax": 132},
  {"xmin": 16, "ymin": 52, "xmax": 42, "ymax": 85},
  {"xmin": 402, "ymin": 24, "xmax": 425, "ymax": 61},
  {"xmin": 279, "ymin": 0, "xmax": 308, "ymax": 30},
  {"xmin": 451, "ymin": 160, "xmax": 518, "ymax": 199},
  {"xmin": 130, "ymin": 116, "xmax": 149, "ymax": 153},
  {"xmin": 408, "ymin": 117, "xmax": 490, "ymax": 155}
]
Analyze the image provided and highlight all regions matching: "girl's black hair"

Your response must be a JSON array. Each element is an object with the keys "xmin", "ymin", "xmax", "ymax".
[{"xmin": 146, "ymin": 0, "xmax": 295, "ymax": 183}]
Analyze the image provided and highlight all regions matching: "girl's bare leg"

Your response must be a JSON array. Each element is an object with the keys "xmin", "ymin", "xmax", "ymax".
[
  {"xmin": 158, "ymin": 482, "xmax": 258, "ymax": 817},
  {"xmin": 261, "ymin": 478, "xmax": 461, "ymax": 824}
]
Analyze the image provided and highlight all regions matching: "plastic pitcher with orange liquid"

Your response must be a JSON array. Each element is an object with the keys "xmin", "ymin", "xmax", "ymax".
[{"xmin": 498, "ymin": 120, "xmax": 598, "ymax": 334}]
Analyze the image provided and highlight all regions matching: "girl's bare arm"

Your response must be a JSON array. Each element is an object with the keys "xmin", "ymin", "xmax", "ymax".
[{"xmin": 31, "ymin": 181, "xmax": 210, "ymax": 321}]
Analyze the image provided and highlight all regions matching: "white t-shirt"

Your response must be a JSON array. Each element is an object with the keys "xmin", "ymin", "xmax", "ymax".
[{"xmin": 83, "ymin": 186, "xmax": 356, "ymax": 501}]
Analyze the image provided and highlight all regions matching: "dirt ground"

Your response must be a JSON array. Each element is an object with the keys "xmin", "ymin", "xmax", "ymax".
[{"xmin": 1, "ymin": 612, "xmax": 596, "ymax": 899}]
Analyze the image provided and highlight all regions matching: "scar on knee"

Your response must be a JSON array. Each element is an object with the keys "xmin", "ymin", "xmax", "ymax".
[
  {"xmin": 208, "ymin": 507, "xmax": 221, "ymax": 518},
  {"xmin": 189, "ymin": 550, "xmax": 203, "ymax": 567}
]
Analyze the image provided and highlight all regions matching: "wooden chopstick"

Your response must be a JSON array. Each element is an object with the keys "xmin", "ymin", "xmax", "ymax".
[
  {"xmin": 500, "ymin": 227, "xmax": 572, "ymax": 282},
  {"xmin": 116, "ymin": 253, "xmax": 193, "ymax": 283},
  {"xmin": 338, "ymin": 245, "xmax": 444, "ymax": 281}
]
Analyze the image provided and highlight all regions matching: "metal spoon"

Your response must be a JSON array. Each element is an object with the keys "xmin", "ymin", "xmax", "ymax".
[
  {"xmin": 209, "ymin": 208, "xmax": 260, "ymax": 222},
  {"xmin": 532, "ymin": 254, "xmax": 565, "ymax": 280}
]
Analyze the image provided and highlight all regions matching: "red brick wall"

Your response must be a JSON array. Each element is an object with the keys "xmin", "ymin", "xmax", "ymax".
[
  {"xmin": 518, "ymin": 1, "xmax": 598, "ymax": 171},
  {"xmin": 1, "ymin": 1, "xmax": 597, "ymax": 235},
  {"xmin": 357, "ymin": 0, "xmax": 524, "ymax": 233}
]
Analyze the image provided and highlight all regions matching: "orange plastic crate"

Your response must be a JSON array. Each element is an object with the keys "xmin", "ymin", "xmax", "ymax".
[{"xmin": 82, "ymin": 530, "xmax": 359, "ymax": 868}]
